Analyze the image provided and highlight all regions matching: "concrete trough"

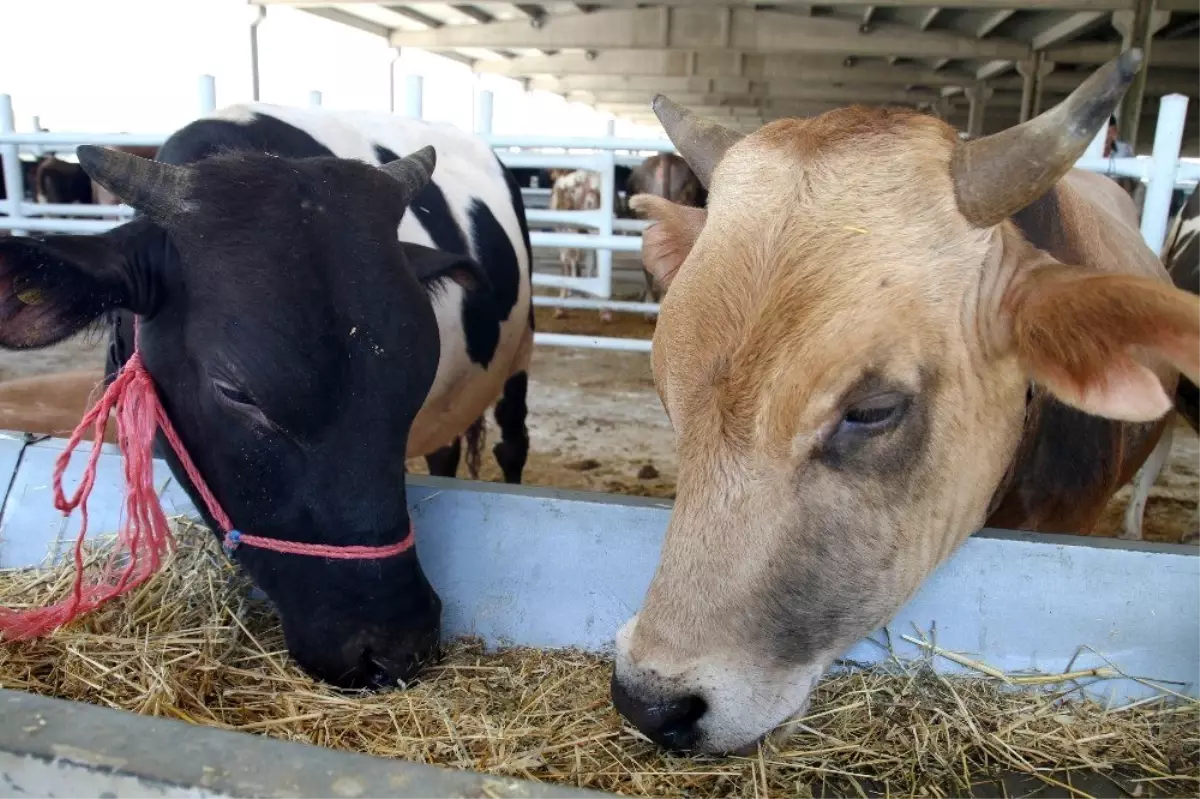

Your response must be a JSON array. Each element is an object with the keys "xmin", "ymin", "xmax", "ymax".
[{"xmin": 0, "ymin": 432, "xmax": 1196, "ymax": 797}]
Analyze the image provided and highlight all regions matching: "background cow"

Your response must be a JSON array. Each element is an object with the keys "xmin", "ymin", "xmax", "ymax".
[
  {"xmin": 0, "ymin": 158, "xmax": 38, "ymax": 204},
  {"xmin": 625, "ymin": 153, "xmax": 706, "ymax": 311},
  {"xmin": 0, "ymin": 103, "xmax": 533, "ymax": 691},
  {"xmin": 549, "ymin": 168, "xmax": 611, "ymax": 322},
  {"xmin": 35, "ymin": 146, "xmax": 161, "ymax": 209},
  {"xmin": 610, "ymin": 52, "xmax": 1199, "ymax": 755},
  {"xmin": 33, "ymin": 156, "xmax": 93, "ymax": 205},
  {"xmin": 1123, "ymin": 187, "xmax": 1199, "ymax": 541}
]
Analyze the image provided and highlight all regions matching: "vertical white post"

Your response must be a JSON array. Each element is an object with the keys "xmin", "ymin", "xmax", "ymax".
[
  {"xmin": 0, "ymin": 94, "xmax": 26, "ymax": 235},
  {"xmin": 250, "ymin": 5, "xmax": 266, "ymax": 102},
  {"xmin": 475, "ymin": 88, "xmax": 494, "ymax": 135},
  {"xmin": 30, "ymin": 115, "xmax": 44, "ymax": 157},
  {"xmin": 1140, "ymin": 94, "xmax": 1188, "ymax": 256},
  {"xmin": 596, "ymin": 117, "xmax": 618, "ymax": 300},
  {"xmin": 388, "ymin": 48, "xmax": 401, "ymax": 113},
  {"xmin": 404, "ymin": 75, "xmax": 423, "ymax": 119},
  {"xmin": 308, "ymin": 90, "xmax": 323, "ymax": 107},
  {"xmin": 1084, "ymin": 123, "xmax": 1107, "ymax": 161},
  {"xmin": 198, "ymin": 74, "xmax": 217, "ymax": 115}
]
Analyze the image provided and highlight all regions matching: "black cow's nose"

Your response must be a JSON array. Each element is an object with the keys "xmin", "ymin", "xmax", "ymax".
[{"xmin": 611, "ymin": 671, "xmax": 708, "ymax": 751}]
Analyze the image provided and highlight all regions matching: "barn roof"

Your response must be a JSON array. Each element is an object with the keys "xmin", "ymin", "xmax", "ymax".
[{"xmin": 252, "ymin": 0, "xmax": 1199, "ymax": 142}]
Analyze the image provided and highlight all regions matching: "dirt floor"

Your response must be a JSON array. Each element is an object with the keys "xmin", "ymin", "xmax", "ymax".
[{"xmin": 0, "ymin": 304, "xmax": 1195, "ymax": 545}]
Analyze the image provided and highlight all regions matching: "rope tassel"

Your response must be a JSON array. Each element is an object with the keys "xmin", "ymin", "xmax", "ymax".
[{"xmin": 0, "ymin": 352, "xmax": 175, "ymax": 639}]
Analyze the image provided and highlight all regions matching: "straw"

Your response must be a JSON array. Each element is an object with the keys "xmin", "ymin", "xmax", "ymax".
[{"xmin": 0, "ymin": 521, "xmax": 1195, "ymax": 798}]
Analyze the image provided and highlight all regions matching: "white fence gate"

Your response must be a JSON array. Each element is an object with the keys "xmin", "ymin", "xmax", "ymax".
[{"xmin": 1, "ymin": 75, "xmax": 1196, "ymax": 353}]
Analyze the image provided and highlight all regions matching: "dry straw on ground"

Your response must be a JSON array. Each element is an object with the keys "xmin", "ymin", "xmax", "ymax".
[{"xmin": 0, "ymin": 522, "xmax": 1196, "ymax": 798}]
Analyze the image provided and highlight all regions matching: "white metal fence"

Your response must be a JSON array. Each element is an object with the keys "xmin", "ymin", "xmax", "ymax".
[{"xmin": 2, "ymin": 75, "xmax": 1196, "ymax": 354}]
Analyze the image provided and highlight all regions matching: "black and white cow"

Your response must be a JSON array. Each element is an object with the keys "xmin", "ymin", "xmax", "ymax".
[{"xmin": 0, "ymin": 103, "xmax": 533, "ymax": 688}]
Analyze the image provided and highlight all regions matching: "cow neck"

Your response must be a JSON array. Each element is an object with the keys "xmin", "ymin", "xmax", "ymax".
[
  {"xmin": 0, "ymin": 317, "xmax": 413, "ymax": 642},
  {"xmin": 983, "ymin": 383, "xmax": 1035, "ymax": 523}
]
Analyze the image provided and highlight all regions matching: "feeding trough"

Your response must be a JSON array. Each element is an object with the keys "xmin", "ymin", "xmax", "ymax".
[{"xmin": 0, "ymin": 432, "xmax": 1196, "ymax": 797}]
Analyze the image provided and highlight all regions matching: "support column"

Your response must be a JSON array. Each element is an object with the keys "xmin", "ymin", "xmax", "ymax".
[
  {"xmin": 475, "ymin": 86, "xmax": 494, "ymax": 135},
  {"xmin": 404, "ymin": 74, "xmax": 424, "ymax": 119},
  {"xmin": 965, "ymin": 83, "xmax": 993, "ymax": 137},
  {"xmin": 249, "ymin": 5, "xmax": 266, "ymax": 102},
  {"xmin": 1112, "ymin": 2, "xmax": 1171, "ymax": 146},
  {"xmin": 388, "ymin": 48, "xmax": 401, "ymax": 113},
  {"xmin": 1016, "ymin": 53, "xmax": 1054, "ymax": 123}
]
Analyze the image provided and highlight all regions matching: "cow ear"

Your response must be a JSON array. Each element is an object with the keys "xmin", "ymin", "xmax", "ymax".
[
  {"xmin": 0, "ymin": 233, "xmax": 143, "ymax": 349},
  {"xmin": 402, "ymin": 242, "xmax": 492, "ymax": 293},
  {"xmin": 1004, "ymin": 248, "xmax": 1200, "ymax": 422},
  {"xmin": 629, "ymin": 194, "xmax": 707, "ymax": 293}
]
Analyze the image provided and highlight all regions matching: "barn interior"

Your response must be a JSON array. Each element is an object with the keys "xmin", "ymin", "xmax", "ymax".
[{"xmin": 254, "ymin": 0, "xmax": 1200, "ymax": 150}]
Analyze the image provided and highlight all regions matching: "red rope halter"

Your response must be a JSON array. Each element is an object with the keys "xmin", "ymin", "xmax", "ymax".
[{"xmin": 0, "ymin": 318, "xmax": 413, "ymax": 640}]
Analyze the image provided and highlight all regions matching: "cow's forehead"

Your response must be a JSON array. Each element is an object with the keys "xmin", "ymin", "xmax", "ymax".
[{"xmin": 710, "ymin": 109, "xmax": 961, "ymax": 208}]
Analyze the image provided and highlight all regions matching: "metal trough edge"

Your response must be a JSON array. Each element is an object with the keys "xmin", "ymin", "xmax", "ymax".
[
  {"xmin": 0, "ymin": 432, "xmax": 1195, "ymax": 699},
  {"xmin": 0, "ymin": 688, "xmax": 608, "ymax": 798}
]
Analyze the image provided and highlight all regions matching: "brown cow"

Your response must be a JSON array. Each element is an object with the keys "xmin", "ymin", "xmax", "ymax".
[
  {"xmin": 610, "ymin": 51, "xmax": 1200, "ymax": 754},
  {"xmin": 1122, "ymin": 187, "xmax": 1199, "ymax": 541},
  {"xmin": 626, "ymin": 153, "xmax": 706, "ymax": 312},
  {"xmin": 35, "ymin": 146, "xmax": 160, "ymax": 209},
  {"xmin": 0, "ymin": 370, "xmax": 114, "ymax": 444}
]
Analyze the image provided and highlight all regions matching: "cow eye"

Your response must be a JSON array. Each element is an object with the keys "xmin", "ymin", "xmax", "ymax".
[
  {"xmin": 837, "ymin": 392, "xmax": 909, "ymax": 436},
  {"xmin": 213, "ymin": 378, "xmax": 256, "ymax": 408}
]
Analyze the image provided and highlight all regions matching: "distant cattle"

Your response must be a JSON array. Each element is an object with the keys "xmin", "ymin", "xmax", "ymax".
[
  {"xmin": 35, "ymin": 146, "xmax": 160, "ymax": 208},
  {"xmin": 0, "ymin": 103, "xmax": 533, "ymax": 691},
  {"xmin": 549, "ymin": 168, "xmax": 611, "ymax": 322},
  {"xmin": 33, "ymin": 157, "xmax": 93, "ymax": 205},
  {"xmin": 625, "ymin": 153, "xmax": 706, "ymax": 310},
  {"xmin": 1123, "ymin": 187, "xmax": 1199, "ymax": 541},
  {"xmin": 611, "ymin": 53, "xmax": 1199, "ymax": 754},
  {"xmin": 0, "ymin": 158, "xmax": 38, "ymax": 202}
]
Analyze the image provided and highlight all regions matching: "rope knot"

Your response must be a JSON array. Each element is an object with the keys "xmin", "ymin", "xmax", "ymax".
[{"xmin": 222, "ymin": 530, "xmax": 243, "ymax": 555}]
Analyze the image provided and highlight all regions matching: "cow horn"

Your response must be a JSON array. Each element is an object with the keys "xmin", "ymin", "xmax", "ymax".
[
  {"xmin": 76, "ymin": 145, "xmax": 193, "ymax": 222},
  {"xmin": 652, "ymin": 95, "xmax": 744, "ymax": 189},
  {"xmin": 382, "ymin": 145, "xmax": 437, "ymax": 197},
  {"xmin": 951, "ymin": 49, "xmax": 1143, "ymax": 227}
]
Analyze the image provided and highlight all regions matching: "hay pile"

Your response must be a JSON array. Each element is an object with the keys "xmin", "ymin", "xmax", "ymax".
[{"xmin": 0, "ymin": 523, "xmax": 1196, "ymax": 798}]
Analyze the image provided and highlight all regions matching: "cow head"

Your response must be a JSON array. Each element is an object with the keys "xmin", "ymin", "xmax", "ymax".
[
  {"xmin": 0, "ymin": 146, "xmax": 466, "ymax": 689},
  {"xmin": 612, "ymin": 51, "xmax": 1200, "ymax": 753}
]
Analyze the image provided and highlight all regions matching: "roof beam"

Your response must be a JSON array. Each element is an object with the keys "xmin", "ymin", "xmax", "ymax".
[
  {"xmin": 297, "ymin": 7, "xmax": 390, "ymax": 38},
  {"xmin": 256, "ymin": 0, "xmax": 1137, "ymax": 9},
  {"xmin": 390, "ymin": 8, "xmax": 1031, "ymax": 60},
  {"xmin": 976, "ymin": 59, "xmax": 1015, "ymax": 79},
  {"xmin": 477, "ymin": 50, "xmax": 984, "ymax": 87},
  {"xmin": 452, "ymin": 4, "xmax": 495, "ymax": 23},
  {"xmin": 1029, "ymin": 10, "xmax": 1109, "ymax": 49},
  {"xmin": 559, "ymin": 84, "xmax": 946, "ymax": 104},
  {"xmin": 512, "ymin": 4, "xmax": 548, "ymax": 23},
  {"xmin": 384, "ymin": 5, "xmax": 446, "ymax": 28},
  {"xmin": 976, "ymin": 9, "xmax": 1016, "ymax": 37},
  {"xmin": 991, "ymin": 66, "xmax": 1198, "ymax": 95},
  {"xmin": 586, "ymin": 92, "xmax": 941, "ymax": 108},
  {"xmin": 1048, "ymin": 37, "xmax": 1198, "ymax": 66},
  {"xmin": 973, "ymin": 9, "xmax": 1107, "ymax": 84},
  {"xmin": 919, "ymin": 7, "xmax": 943, "ymax": 30}
]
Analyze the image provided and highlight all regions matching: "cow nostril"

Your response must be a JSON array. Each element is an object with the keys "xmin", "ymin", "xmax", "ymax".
[
  {"xmin": 611, "ymin": 672, "xmax": 708, "ymax": 751},
  {"xmin": 655, "ymin": 694, "xmax": 707, "ymax": 751},
  {"xmin": 364, "ymin": 658, "xmax": 394, "ymax": 691}
]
